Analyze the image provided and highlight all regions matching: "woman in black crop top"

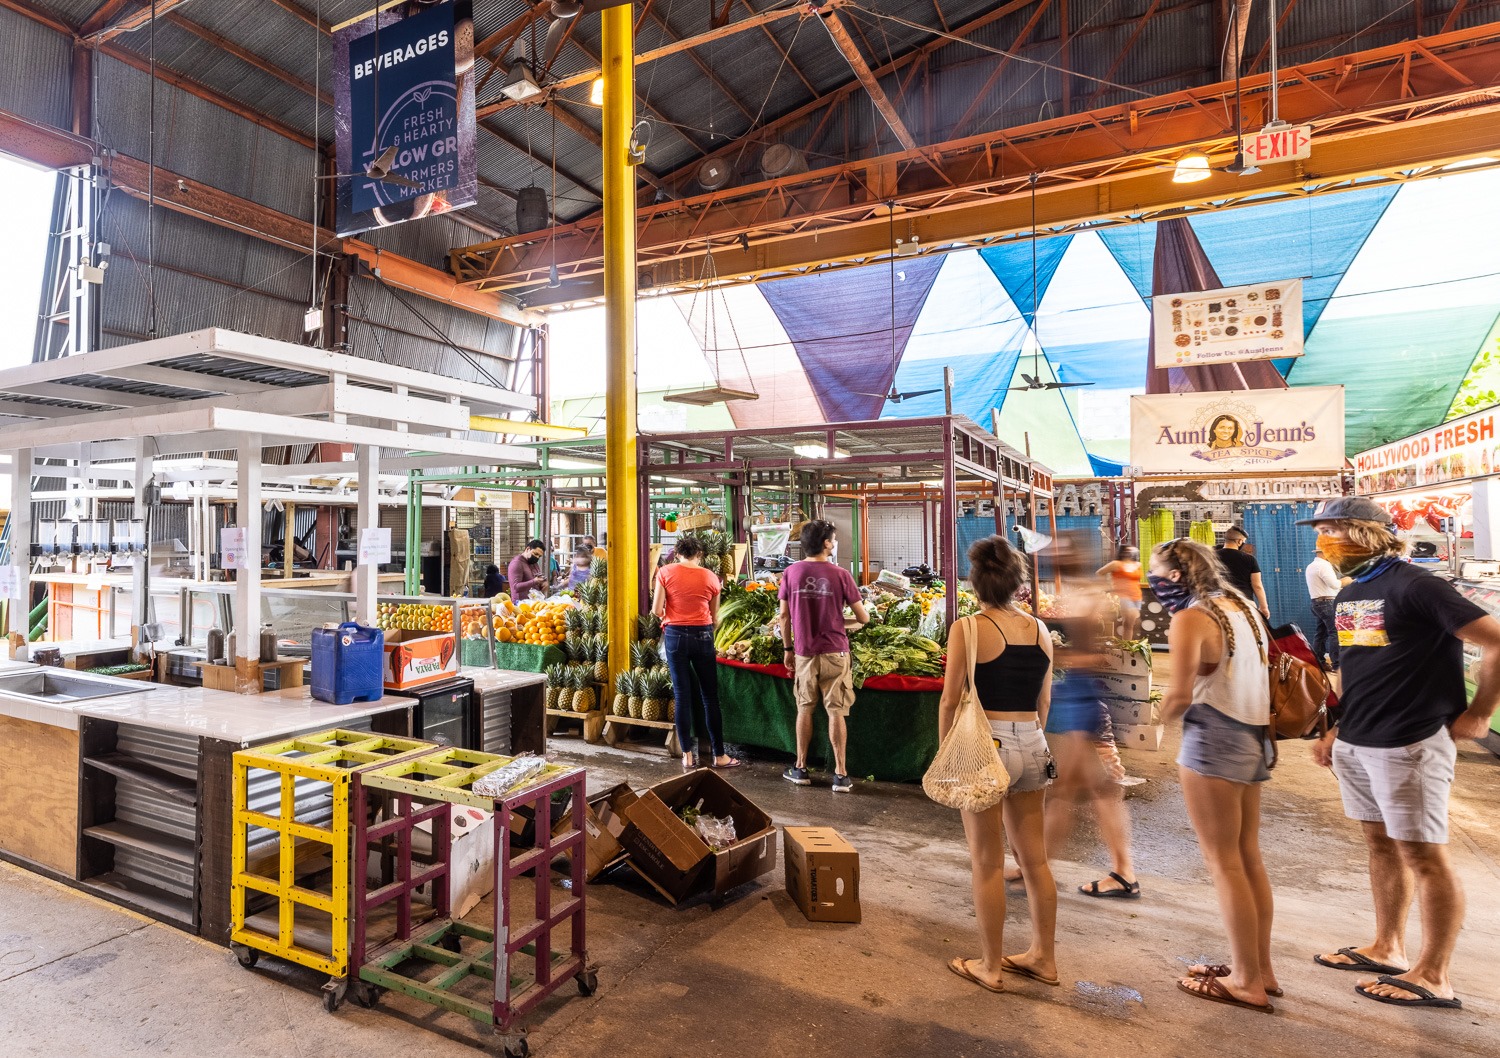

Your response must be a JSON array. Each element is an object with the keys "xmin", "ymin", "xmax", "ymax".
[{"xmin": 942, "ymin": 535, "xmax": 1060, "ymax": 994}]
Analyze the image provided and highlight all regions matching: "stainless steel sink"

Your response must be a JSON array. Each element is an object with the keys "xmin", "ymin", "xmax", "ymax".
[{"xmin": 0, "ymin": 668, "xmax": 152, "ymax": 704}]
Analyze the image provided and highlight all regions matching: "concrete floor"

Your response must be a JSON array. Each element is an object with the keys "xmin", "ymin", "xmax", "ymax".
[{"xmin": 1, "ymin": 726, "xmax": 1497, "ymax": 1058}]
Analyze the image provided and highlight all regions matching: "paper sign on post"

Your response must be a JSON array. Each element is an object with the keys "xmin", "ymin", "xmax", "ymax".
[
  {"xmin": 220, "ymin": 527, "xmax": 249, "ymax": 570},
  {"xmin": 0, "ymin": 566, "xmax": 19, "ymax": 599},
  {"xmin": 359, "ymin": 527, "xmax": 392, "ymax": 565}
]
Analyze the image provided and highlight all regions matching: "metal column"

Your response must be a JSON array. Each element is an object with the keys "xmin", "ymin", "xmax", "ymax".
[
  {"xmin": 234, "ymin": 434, "xmax": 263, "ymax": 679},
  {"xmin": 356, "ymin": 444, "xmax": 380, "ymax": 625},
  {"xmin": 602, "ymin": 7, "xmax": 640, "ymax": 681}
]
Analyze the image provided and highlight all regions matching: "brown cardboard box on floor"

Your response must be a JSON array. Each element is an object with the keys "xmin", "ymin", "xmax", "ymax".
[
  {"xmin": 784, "ymin": 826, "xmax": 860, "ymax": 923},
  {"xmin": 619, "ymin": 768, "xmax": 776, "ymax": 905},
  {"xmin": 553, "ymin": 782, "xmax": 638, "ymax": 881}
]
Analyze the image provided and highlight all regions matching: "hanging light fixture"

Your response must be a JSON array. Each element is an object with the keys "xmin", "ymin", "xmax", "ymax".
[
  {"xmin": 1173, "ymin": 153, "xmax": 1211, "ymax": 183},
  {"xmin": 590, "ymin": 77, "xmax": 604, "ymax": 105}
]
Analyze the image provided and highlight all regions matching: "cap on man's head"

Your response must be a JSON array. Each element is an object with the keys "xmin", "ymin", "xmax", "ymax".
[{"xmin": 1294, "ymin": 497, "xmax": 1394, "ymax": 526}]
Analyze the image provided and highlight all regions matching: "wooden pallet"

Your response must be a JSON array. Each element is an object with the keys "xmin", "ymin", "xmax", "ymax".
[
  {"xmin": 600, "ymin": 713, "xmax": 680, "ymax": 755},
  {"xmin": 544, "ymin": 707, "xmax": 604, "ymax": 744}
]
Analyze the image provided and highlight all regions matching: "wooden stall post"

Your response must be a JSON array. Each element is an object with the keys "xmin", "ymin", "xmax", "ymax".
[
  {"xmin": 355, "ymin": 444, "xmax": 380, "ymax": 626},
  {"xmin": 8, "ymin": 446, "xmax": 32, "ymax": 659},
  {"xmin": 233, "ymin": 434, "xmax": 263, "ymax": 692}
]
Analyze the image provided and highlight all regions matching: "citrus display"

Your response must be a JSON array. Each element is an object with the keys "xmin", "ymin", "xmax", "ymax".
[{"xmin": 376, "ymin": 602, "xmax": 454, "ymax": 633}]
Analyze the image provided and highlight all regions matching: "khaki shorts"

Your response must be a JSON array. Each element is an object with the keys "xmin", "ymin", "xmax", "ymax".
[
  {"xmin": 793, "ymin": 652, "xmax": 855, "ymax": 716},
  {"xmin": 1332, "ymin": 728, "xmax": 1456, "ymax": 844}
]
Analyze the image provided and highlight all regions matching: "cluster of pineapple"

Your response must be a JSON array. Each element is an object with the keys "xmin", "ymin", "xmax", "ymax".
[
  {"xmin": 608, "ymin": 614, "xmax": 674, "ymax": 722},
  {"xmin": 542, "ymin": 557, "xmax": 614, "ymax": 714},
  {"xmin": 692, "ymin": 530, "xmax": 738, "ymax": 580}
]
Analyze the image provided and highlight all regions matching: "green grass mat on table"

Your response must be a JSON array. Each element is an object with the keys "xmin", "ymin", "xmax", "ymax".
[
  {"xmin": 716, "ymin": 663, "xmax": 939, "ymax": 783},
  {"xmin": 490, "ymin": 640, "xmax": 567, "ymax": 673}
]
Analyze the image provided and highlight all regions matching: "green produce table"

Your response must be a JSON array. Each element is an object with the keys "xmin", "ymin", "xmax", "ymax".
[
  {"xmin": 717, "ymin": 663, "xmax": 940, "ymax": 783},
  {"xmin": 489, "ymin": 640, "xmax": 566, "ymax": 673}
]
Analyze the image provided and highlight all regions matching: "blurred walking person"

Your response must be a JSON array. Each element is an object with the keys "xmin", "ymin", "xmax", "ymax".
[
  {"xmin": 1151, "ymin": 539, "xmax": 1278, "ymax": 1013},
  {"xmin": 1097, "ymin": 545, "xmax": 1143, "ymax": 639}
]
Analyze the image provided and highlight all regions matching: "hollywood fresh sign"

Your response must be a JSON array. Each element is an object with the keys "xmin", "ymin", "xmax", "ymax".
[
  {"xmin": 1130, "ymin": 386, "xmax": 1345, "ymax": 475},
  {"xmin": 1354, "ymin": 407, "xmax": 1500, "ymax": 495}
]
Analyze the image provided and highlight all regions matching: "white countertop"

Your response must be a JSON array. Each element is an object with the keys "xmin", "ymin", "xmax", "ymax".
[
  {"xmin": 76, "ymin": 685, "xmax": 414, "ymax": 743},
  {"xmin": 462, "ymin": 666, "xmax": 545, "ymax": 690}
]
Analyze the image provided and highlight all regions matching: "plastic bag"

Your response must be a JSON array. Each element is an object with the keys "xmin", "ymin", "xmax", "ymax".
[
  {"xmin": 922, "ymin": 615, "xmax": 1010, "ymax": 812},
  {"xmin": 472, "ymin": 756, "xmax": 550, "ymax": 798},
  {"xmin": 918, "ymin": 604, "xmax": 948, "ymax": 647},
  {"xmin": 751, "ymin": 522, "xmax": 792, "ymax": 558},
  {"xmin": 693, "ymin": 812, "xmax": 738, "ymax": 851}
]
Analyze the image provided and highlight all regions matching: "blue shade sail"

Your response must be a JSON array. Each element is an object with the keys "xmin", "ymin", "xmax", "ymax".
[
  {"xmin": 979, "ymin": 235, "xmax": 1073, "ymax": 327},
  {"xmin": 760, "ymin": 255, "xmax": 944, "ymax": 423}
]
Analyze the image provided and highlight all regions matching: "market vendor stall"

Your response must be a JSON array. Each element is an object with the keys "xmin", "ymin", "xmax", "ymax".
[{"xmin": 717, "ymin": 659, "xmax": 940, "ymax": 782}]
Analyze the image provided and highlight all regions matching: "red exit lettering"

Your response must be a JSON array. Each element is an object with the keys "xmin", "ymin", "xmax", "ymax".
[{"xmin": 1248, "ymin": 124, "xmax": 1312, "ymax": 164}]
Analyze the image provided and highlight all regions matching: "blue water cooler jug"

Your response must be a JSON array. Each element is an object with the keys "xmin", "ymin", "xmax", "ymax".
[{"xmin": 311, "ymin": 622, "xmax": 385, "ymax": 705}]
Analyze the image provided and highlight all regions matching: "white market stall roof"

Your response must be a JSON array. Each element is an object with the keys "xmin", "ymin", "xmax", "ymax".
[{"xmin": 0, "ymin": 329, "xmax": 538, "ymax": 470}]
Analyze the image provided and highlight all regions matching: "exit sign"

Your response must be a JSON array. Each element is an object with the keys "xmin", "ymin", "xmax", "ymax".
[{"xmin": 1245, "ymin": 124, "xmax": 1312, "ymax": 165}]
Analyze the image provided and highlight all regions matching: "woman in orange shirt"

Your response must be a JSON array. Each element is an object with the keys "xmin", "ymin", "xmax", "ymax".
[
  {"xmin": 1097, "ymin": 545, "xmax": 1142, "ymax": 638},
  {"xmin": 653, "ymin": 536, "xmax": 744, "ymax": 771}
]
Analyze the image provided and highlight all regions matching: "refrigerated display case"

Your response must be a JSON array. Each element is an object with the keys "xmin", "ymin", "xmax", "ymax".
[{"xmin": 389, "ymin": 676, "xmax": 475, "ymax": 748}]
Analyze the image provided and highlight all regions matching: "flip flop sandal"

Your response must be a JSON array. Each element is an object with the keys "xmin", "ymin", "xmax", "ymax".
[
  {"xmin": 1355, "ymin": 975, "xmax": 1462, "ymax": 1009},
  {"xmin": 1177, "ymin": 975, "xmax": 1275, "ymax": 1014},
  {"xmin": 1079, "ymin": 871, "xmax": 1141, "ymax": 899},
  {"xmin": 713, "ymin": 758, "xmax": 745, "ymax": 770},
  {"xmin": 1313, "ymin": 947, "xmax": 1409, "ymax": 975},
  {"xmin": 1191, "ymin": 964, "xmax": 1284, "ymax": 998},
  {"xmin": 1000, "ymin": 956, "xmax": 1061, "ymax": 987},
  {"xmin": 947, "ymin": 957, "xmax": 1004, "ymax": 994}
]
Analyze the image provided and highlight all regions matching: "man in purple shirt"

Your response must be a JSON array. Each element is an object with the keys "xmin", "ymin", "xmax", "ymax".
[
  {"xmin": 507, "ymin": 539, "xmax": 546, "ymax": 600},
  {"xmin": 778, "ymin": 520, "xmax": 870, "ymax": 792}
]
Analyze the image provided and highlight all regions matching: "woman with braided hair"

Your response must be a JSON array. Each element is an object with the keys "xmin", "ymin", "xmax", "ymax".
[{"xmin": 1149, "ymin": 538, "xmax": 1278, "ymax": 1014}]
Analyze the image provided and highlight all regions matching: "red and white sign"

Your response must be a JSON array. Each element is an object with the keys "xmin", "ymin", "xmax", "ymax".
[
  {"xmin": 1245, "ymin": 124, "xmax": 1312, "ymax": 165},
  {"xmin": 1355, "ymin": 407, "xmax": 1500, "ymax": 494}
]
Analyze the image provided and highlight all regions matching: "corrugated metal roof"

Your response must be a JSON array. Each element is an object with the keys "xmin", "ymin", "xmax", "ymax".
[{"xmin": 0, "ymin": 6, "xmax": 72, "ymax": 130}]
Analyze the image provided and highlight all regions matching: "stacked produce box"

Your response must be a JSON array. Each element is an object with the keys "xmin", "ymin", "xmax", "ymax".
[{"xmin": 1100, "ymin": 638, "xmax": 1162, "ymax": 750}]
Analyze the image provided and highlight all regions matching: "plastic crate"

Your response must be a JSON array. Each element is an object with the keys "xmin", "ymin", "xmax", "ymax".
[{"xmin": 311, "ymin": 622, "xmax": 385, "ymax": 705}]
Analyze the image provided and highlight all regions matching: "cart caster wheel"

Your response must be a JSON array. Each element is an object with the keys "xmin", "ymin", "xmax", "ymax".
[
  {"xmin": 349, "ymin": 982, "xmax": 381, "ymax": 1009},
  {"xmin": 321, "ymin": 979, "xmax": 348, "ymax": 1013},
  {"xmin": 576, "ymin": 969, "xmax": 599, "ymax": 996},
  {"xmin": 501, "ymin": 1035, "xmax": 529, "ymax": 1058},
  {"xmin": 231, "ymin": 943, "xmax": 258, "ymax": 969}
]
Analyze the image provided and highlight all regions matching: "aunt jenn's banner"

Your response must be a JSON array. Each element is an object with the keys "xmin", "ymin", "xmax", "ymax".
[
  {"xmin": 1130, "ymin": 387, "xmax": 1345, "ymax": 474},
  {"xmin": 333, "ymin": 1, "xmax": 476, "ymax": 237},
  {"xmin": 1152, "ymin": 279, "xmax": 1304, "ymax": 368}
]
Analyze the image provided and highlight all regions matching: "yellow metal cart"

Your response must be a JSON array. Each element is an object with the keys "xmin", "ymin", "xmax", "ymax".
[{"xmin": 229, "ymin": 728, "xmax": 434, "ymax": 1009}]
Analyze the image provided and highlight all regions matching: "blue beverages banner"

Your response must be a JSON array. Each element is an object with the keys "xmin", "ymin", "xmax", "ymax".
[{"xmin": 333, "ymin": 1, "xmax": 476, "ymax": 237}]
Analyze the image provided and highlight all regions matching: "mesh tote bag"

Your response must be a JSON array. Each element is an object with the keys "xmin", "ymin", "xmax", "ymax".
[{"xmin": 923, "ymin": 615, "xmax": 1011, "ymax": 812}]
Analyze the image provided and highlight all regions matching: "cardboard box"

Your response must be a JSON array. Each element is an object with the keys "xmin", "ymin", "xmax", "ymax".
[
  {"xmin": 1097, "ymin": 668, "xmax": 1152, "ymax": 702},
  {"xmin": 784, "ymin": 827, "xmax": 860, "ymax": 923},
  {"xmin": 383, "ymin": 629, "xmax": 458, "ymax": 689},
  {"xmin": 1101, "ymin": 647, "xmax": 1151, "ymax": 678},
  {"xmin": 1114, "ymin": 723, "xmax": 1166, "ymax": 751},
  {"xmin": 1106, "ymin": 698, "xmax": 1159, "ymax": 728},
  {"xmin": 620, "ymin": 769, "xmax": 776, "ymax": 905},
  {"xmin": 553, "ymin": 783, "xmax": 638, "ymax": 881}
]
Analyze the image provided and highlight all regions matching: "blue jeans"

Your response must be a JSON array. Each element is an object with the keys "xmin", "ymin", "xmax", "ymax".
[
  {"xmin": 663, "ymin": 625, "xmax": 724, "ymax": 758},
  {"xmin": 1311, "ymin": 597, "xmax": 1339, "ymax": 670}
]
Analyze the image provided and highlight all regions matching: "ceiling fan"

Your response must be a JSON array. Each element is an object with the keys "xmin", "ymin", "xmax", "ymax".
[
  {"xmin": 855, "ymin": 384, "xmax": 941, "ymax": 404},
  {"xmin": 319, "ymin": 145, "xmax": 420, "ymax": 189},
  {"xmin": 533, "ymin": 0, "xmax": 633, "ymax": 71},
  {"xmin": 1009, "ymin": 372, "xmax": 1094, "ymax": 393}
]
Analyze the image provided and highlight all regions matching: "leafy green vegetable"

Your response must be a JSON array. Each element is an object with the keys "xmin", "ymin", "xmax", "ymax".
[{"xmin": 847, "ymin": 624, "xmax": 945, "ymax": 687}]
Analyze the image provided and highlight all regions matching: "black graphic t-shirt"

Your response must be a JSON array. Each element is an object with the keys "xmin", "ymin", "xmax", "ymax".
[
  {"xmin": 1335, "ymin": 562, "xmax": 1485, "ymax": 748},
  {"xmin": 1214, "ymin": 546, "xmax": 1261, "ymax": 601}
]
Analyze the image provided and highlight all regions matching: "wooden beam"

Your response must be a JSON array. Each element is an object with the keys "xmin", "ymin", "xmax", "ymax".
[
  {"xmin": 548, "ymin": 99, "xmax": 669, "ymax": 192},
  {"xmin": 164, "ymin": 12, "xmax": 332, "ymax": 106},
  {"xmin": 1084, "ymin": 0, "xmax": 1166, "ymax": 107},
  {"xmin": 817, "ymin": 9, "xmax": 918, "ymax": 151},
  {"xmin": 646, "ymin": 5, "xmax": 755, "ymax": 124},
  {"xmin": 263, "ymin": 0, "xmax": 329, "ymax": 34},
  {"xmin": 85, "ymin": 0, "xmax": 196, "ymax": 44},
  {"xmin": 78, "ymin": 0, "xmax": 134, "ymax": 36},
  {"xmin": 0, "ymin": 106, "xmax": 537, "ymax": 328},
  {"xmin": 0, "ymin": 0, "xmax": 73, "ymax": 34},
  {"xmin": 480, "ymin": 118, "xmax": 603, "ymax": 200},
  {"xmin": 737, "ymin": 0, "xmax": 818, "ymax": 97},
  {"xmin": 950, "ymin": 0, "xmax": 1053, "ymax": 138}
]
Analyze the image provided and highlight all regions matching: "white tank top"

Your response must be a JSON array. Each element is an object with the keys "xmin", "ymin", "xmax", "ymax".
[{"xmin": 1190, "ymin": 597, "xmax": 1271, "ymax": 726}]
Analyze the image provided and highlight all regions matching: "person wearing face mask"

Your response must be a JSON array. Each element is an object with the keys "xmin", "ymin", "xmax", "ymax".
[
  {"xmin": 1150, "ymin": 538, "xmax": 1278, "ymax": 1014},
  {"xmin": 1299, "ymin": 498, "xmax": 1500, "ymax": 1011}
]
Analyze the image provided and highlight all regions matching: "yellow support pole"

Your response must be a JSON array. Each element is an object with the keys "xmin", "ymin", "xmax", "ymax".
[
  {"xmin": 602, "ymin": 5, "xmax": 639, "ymax": 683},
  {"xmin": 468, "ymin": 415, "xmax": 588, "ymax": 440}
]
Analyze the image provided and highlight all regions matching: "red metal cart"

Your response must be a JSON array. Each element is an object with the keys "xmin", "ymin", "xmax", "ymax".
[{"xmin": 350, "ymin": 748, "xmax": 592, "ymax": 1057}]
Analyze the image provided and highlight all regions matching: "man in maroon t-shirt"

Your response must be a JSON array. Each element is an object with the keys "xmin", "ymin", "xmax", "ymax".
[{"xmin": 778, "ymin": 520, "xmax": 869, "ymax": 792}]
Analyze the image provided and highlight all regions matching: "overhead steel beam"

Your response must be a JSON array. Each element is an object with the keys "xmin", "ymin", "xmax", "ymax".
[
  {"xmin": 84, "ymin": 0, "xmax": 195, "ymax": 44},
  {"xmin": 477, "ymin": 3, "xmax": 805, "ymax": 117},
  {"xmin": 448, "ymin": 23, "xmax": 1500, "ymax": 305},
  {"xmin": 163, "ymin": 11, "xmax": 332, "ymax": 106},
  {"xmin": 0, "ymin": 107, "xmax": 538, "ymax": 328},
  {"xmin": 817, "ymin": 8, "xmax": 919, "ymax": 151}
]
